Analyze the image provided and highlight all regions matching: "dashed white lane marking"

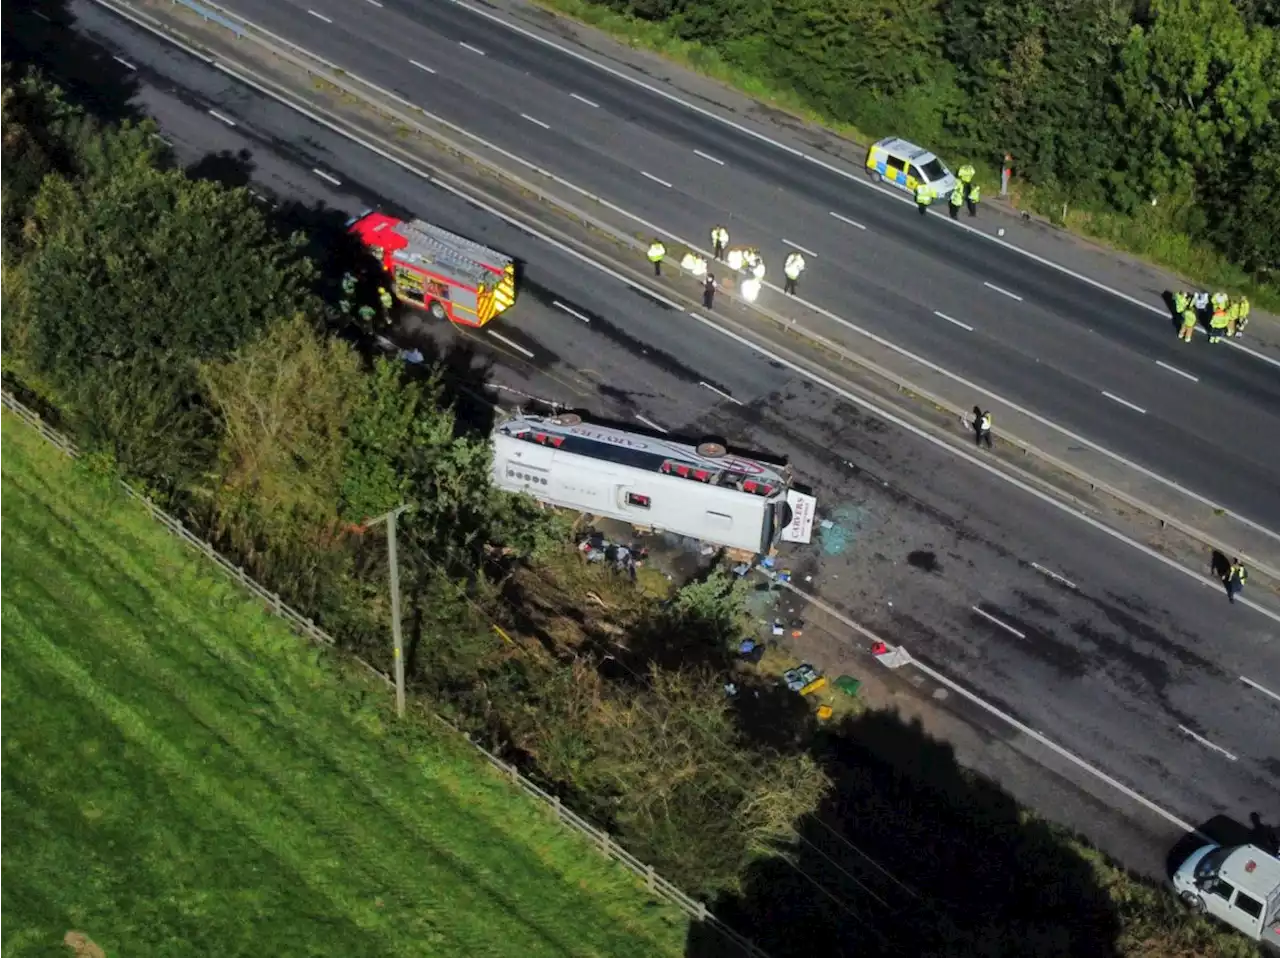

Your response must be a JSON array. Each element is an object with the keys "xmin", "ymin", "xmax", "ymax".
[
  {"xmin": 1156, "ymin": 359, "xmax": 1198, "ymax": 382},
  {"xmin": 699, "ymin": 381, "xmax": 744, "ymax": 406},
  {"xmin": 640, "ymin": 171, "xmax": 673, "ymax": 189},
  {"xmin": 459, "ymin": 41, "xmax": 486, "ymax": 56},
  {"xmin": 830, "ymin": 211, "xmax": 867, "ymax": 230},
  {"xmin": 487, "ymin": 330, "xmax": 534, "ymax": 358},
  {"xmin": 113, "ymin": 56, "xmax": 137, "ymax": 70},
  {"xmin": 552, "ymin": 300, "xmax": 591, "ymax": 323},
  {"xmin": 208, "ymin": 109, "xmax": 237, "ymax": 127},
  {"xmin": 983, "ymin": 281, "xmax": 1023, "ymax": 302},
  {"xmin": 694, "ymin": 149, "xmax": 725, "ymax": 166},
  {"xmin": 1031, "ymin": 562, "xmax": 1078, "ymax": 590},
  {"xmin": 1177, "ymin": 725, "xmax": 1238, "ymax": 761},
  {"xmin": 1102, "ymin": 391, "xmax": 1147, "ymax": 415},
  {"xmin": 783, "ymin": 239, "xmax": 817, "ymax": 258},
  {"xmin": 307, "ymin": 9, "xmax": 332, "ymax": 22},
  {"xmin": 971, "ymin": 606, "xmax": 1026, "ymax": 639},
  {"xmin": 1240, "ymin": 675, "xmax": 1280, "ymax": 705},
  {"xmin": 934, "ymin": 310, "xmax": 973, "ymax": 332},
  {"xmin": 635, "ymin": 414, "xmax": 668, "ymax": 433},
  {"xmin": 520, "ymin": 113, "xmax": 550, "ymax": 130},
  {"xmin": 570, "ymin": 92, "xmax": 599, "ymax": 108},
  {"xmin": 311, "ymin": 168, "xmax": 342, "ymax": 186},
  {"xmin": 409, "ymin": 59, "xmax": 436, "ymax": 74},
  {"xmin": 33, "ymin": 9, "xmax": 52, "ymax": 19},
  {"xmin": 364, "ymin": 0, "xmax": 383, "ymax": 6}
]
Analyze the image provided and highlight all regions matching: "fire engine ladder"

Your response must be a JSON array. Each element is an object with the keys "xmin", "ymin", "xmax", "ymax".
[{"xmin": 407, "ymin": 220, "xmax": 516, "ymax": 310}]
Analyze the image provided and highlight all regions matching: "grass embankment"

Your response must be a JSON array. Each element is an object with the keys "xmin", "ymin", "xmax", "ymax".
[
  {"xmin": 528, "ymin": 0, "xmax": 1278, "ymax": 312},
  {"xmin": 0, "ymin": 411, "xmax": 689, "ymax": 958}
]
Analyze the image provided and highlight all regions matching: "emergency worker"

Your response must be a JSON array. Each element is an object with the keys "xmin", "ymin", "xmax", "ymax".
[
  {"xmin": 949, "ymin": 186, "xmax": 964, "ymax": 220},
  {"xmin": 378, "ymin": 286, "xmax": 394, "ymax": 310},
  {"xmin": 973, "ymin": 406, "xmax": 993, "ymax": 449},
  {"xmin": 1209, "ymin": 301, "xmax": 1230, "ymax": 343},
  {"xmin": 966, "ymin": 182, "xmax": 981, "ymax": 217},
  {"xmin": 784, "ymin": 252, "xmax": 806, "ymax": 295},
  {"xmin": 711, "ymin": 225, "xmax": 729, "ymax": 261},
  {"xmin": 1226, "ymin": 298, "xmax": 1241, "ymax": 338},
  {"xmin": 1178, "ymin": 302, "xmax": 1198, "ymax": 342},
  {"xmin": 1235, "ymin": 296, "xmax": 1251, "ymax": 337},
  {"xmin": 648, "ymin": 239, "xmax": 666, "ymax": 276},
  {"xmin": 703, "ymin": 273, "xmax": 717, "ymax": 310},
  {"xmin": 681, "ymin": 252, "xmax": 708, "ymax": 277},
  {"xmin": 726, "ymin": 248, "xmax": 746, "ymax": 271},
  {"xmin": 1225, "ymin": 559, "xmax": 1248, "ymax": 604},
  {"xmin": 957, "ymin": 164, "xmax": 976, "ymax": 196},
  {"xmin": 915, "ymin": 182, "xmax": 935, "ymax": 215}
]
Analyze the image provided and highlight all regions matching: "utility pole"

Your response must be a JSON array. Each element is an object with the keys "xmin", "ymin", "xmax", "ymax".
[{"xmin": 363, "ymin": 503, "xmax": 413, "ymax": 717}]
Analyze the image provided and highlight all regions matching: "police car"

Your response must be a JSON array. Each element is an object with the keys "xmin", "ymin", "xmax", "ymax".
[{"xmin": 865, "ymin": 137, "xmax": 959, "ymax": 201}]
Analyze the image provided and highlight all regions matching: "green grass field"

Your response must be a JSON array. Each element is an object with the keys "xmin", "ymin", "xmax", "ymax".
[{"xmin": 0, "ymin": 411, "xmax": 690, "ymax": 958}]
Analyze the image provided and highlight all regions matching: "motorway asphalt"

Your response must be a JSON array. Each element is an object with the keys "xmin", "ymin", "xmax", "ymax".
[
  {"xmin": 26, "ymin": 0, "xmax": 1280, "ymax": 888},
  {"xmin": 185, "ymin": 0, "xmax": 1280, "ymax": 534}
]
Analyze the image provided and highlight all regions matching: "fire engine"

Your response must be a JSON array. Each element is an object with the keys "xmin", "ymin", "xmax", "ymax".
[
  {"xmin": 491, "ymin": 413, "xmax": 818, "ymax": 555},
  {"xmin": 348, "ymin": 210, "xmax": 517, "ymax": 327}
]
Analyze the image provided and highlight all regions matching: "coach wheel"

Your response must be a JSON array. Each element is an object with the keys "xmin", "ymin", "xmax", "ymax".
[
  {"xmin": 697, "ymin": 441, "xmax": 727, "ymax": 459},
  {"xmin": 553, "ymin": 413, "xmax": 582, "ymax": 426},
  {"xmin": 428, "ymin": 300, "xmax": 448, "ymax": 321}
]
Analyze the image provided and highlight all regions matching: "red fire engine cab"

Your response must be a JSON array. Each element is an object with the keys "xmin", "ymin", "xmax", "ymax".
[{"xmin": 348, "ymin": 211, "xmax": 517, "ymax": 327}]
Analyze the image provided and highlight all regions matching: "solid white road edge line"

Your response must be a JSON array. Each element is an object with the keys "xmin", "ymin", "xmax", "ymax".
[
  {"xmin": 1239, "ymin": 675, "xmax": 1280, "ymax": 705},
  {"xmin": 190, "ymin": 0, "xmax": 1280, "ymax": 545},
  {"xmin": 1156, "ymin": 360, "xmax": 1198, "ymax": 383},
  {"xmin": 520, "ymin": 113, "xmax": 550, "ymax": 130},
  {"xmin": 634, "ymin": 414, "xmax": 668, "ymax": 433},
  {"xmin": 75, "ymin": 0, "xmax": 1226, "ymax": 839},
  {"xmin": 1102, "ymin": 391, "xmax": 1147, "ymax": 415},
  {"xmin": 569, "ymin": 92, "xmax": 599, "ymax": 108},
  {"xmin": 1031, "ymin": 562, "xmax": 1078, "ymax": 590},
  {"xmin": 971, "ymin": 606, "xmax": 1026, "ymax": 640},
  {"xmin": 699, "ymin": 381, "xmax": 744, "ymax": 406},
  {"xmin": 983, "ymin": 281, "xmax": 1023, "ymax": 302},
  {"xmin": 487, "ymin": 330, "xmax": 534, "ymax": 358},
  {"xmin": 694, "ymin": 149, "xmax": 725, "ymax": 166},
  {"xmin": 311, "ymin": 167, "xmax": 341, "ymax": 186},
  {"xmin": 1177, "ymin": 725, "xmax": 1239, "ymax": 762},
  {"xmin": 640, "ymin": 170, "xmax": 673, "ymax": 189},
  {"xmin": 442, "ymin": 0, "xmax": 1280, "ymax": 375},
  {"xmin": 306, "ymin": 8, "xmax": 331, "ymax": 22},
  {"xmin": 552, "ymin": 300, "xmax": 591, "ymax": 323},
  {"xmin": 829, "ymin": 211, "xmax": 867, "ymax": 230},
  {"xmin": 934, "ymin": 311, "xmax": 973, "ymax": 332}
]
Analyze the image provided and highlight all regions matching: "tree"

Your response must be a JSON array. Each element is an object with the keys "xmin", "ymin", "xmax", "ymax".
[
  {"xmin": 1107, "ymin": 0, "xmax": 1276, "ymax": 209},
  {"xmin": 15, "ymin": 162, "xmax": 315, "ymax": 386}
]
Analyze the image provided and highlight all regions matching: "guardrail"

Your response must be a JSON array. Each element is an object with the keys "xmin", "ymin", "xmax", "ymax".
[
  {"xmin": 1, "ymin": 389, "xmax": 768, "ymax": 958},
  {"xmin": 170, "ymin": 0, "xmax": 243, "ymax": 35}
]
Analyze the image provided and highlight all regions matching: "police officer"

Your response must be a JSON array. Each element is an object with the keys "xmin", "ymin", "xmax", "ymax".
[
  {"xmin": 1235, "ymin": 295, "xmax": 1250, "ymax": 337},
  {"xmin": 949, "ymin": 185, "xmax": 964, "ymax": 220},
  {"xmin": 703, "ymin": 273, "xmax": 717, "ymax": 310},
  {"xmin": 783, "ymin": 251, "xmax": 805, "ymax": 295},
  {"xmin": 957, "ymin": 163, "xmax": 976, "ymax": 197},
  {"xmin": 680, "ymin": 251, "xmax": 708, "ymax": 277},
  {"xmin": 915, "ymin": 182, "xmax": 935, "ymax": 216},
  {"xmin": 648, "ymin": 238, "xmax": 666, "ymax": 276},
  {"xmin": 1193, "ymin": 290, "xmax": 1210, "ymax": 319},
  {"xmin": 966, "ymin": 182, "xmax": 981, "ymax": 217},
  {"xmin": 1224, "ymin": 558, "xmax": 1248, "ymax": 603},
  {"xmin": 378, "ymin": 286, "xmax": 394, "ymax": 310},
  {"xmin": 710, "ymin": 225, "xmax": 729, "ymax": 261},
  {"xmin": 973, "ymin": 406, "xmax": 993, "ymax": 448}
]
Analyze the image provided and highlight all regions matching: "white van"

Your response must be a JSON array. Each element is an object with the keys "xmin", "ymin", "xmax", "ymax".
[
  {"xmin": 1172, "ymin": 843, "xmax": 1280, "ymax": 947},
  {"xmin": 864, "ymin": 137, "xmax": 958, "ymax": 201}
]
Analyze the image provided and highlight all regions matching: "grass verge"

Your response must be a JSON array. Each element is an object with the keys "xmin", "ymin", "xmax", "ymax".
[
  {"xmin": 526, "ymin": 0, "xmax": 1278, "ymax": 312},
  {"xmin": 0, "ymin": 410, "xmax": 690, "ymax": 958}
]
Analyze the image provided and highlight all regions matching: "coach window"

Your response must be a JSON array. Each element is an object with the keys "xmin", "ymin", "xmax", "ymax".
[{"xmin": 626, "ymin": 492, "xmax": 651, "ymax": 509}]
